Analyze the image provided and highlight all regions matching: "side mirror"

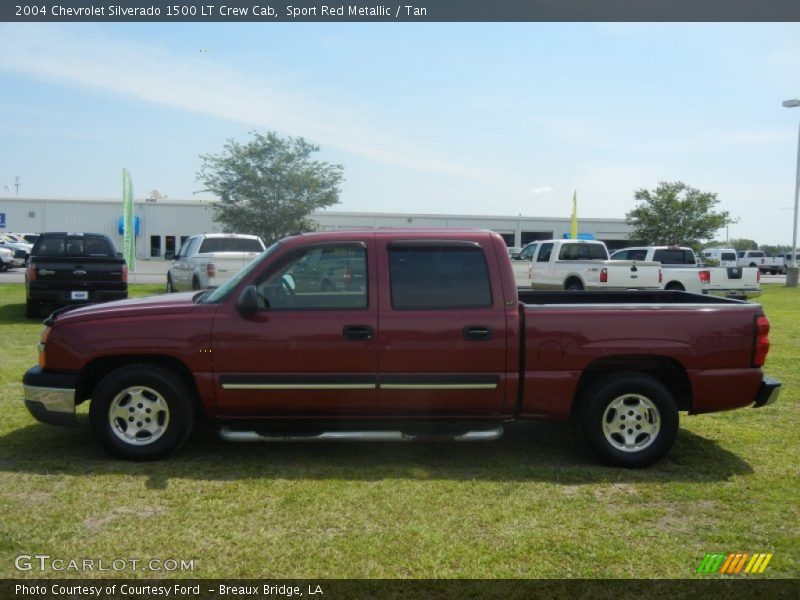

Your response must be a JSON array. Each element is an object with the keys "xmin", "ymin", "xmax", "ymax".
[
  {"xmin": 236, "ymin": 285, "xmax": 259, "ymax": 317},
  {"xmin": 165, "ymin": 251, "xmax": 175, "ymax": 260}
]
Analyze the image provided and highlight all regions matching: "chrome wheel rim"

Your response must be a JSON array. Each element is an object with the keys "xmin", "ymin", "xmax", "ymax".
[
  {"xmin": 601, "ymin": 394, "xmax": 660, "ymax": 453},
  {"xmin": 108, "ymin": 386, "xmax": 170, "ymax": 446}
]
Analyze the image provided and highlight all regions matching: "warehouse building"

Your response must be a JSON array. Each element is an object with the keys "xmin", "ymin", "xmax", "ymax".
[{"xmin": 0, "ymin": 197, "xmax": 637, "ymax": 259}]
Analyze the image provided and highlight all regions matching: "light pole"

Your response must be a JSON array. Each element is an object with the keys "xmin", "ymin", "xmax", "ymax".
[{"xmin": 783, "ymin": 99, "xmax": 800, "ymax": 287}]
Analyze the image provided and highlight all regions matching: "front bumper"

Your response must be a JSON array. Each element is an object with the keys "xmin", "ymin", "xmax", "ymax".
[
  {"xmin": 22, "ymin": 366, "xmax": 78, "ymax": 427},
  {"xmin": 753, "ymin": 376, "xmax": 781, "ymax": 408}
]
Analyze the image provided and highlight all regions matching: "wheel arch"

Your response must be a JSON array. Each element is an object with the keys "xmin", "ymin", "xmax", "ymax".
[
  {"xmin": 570, "ymin": 355, "xmax": 692, "ymax": 421},
  {"xmin": 564, "ymin": 275, "xmax": 585, "ymax": 290},
  {"xmin": 76, "ymin": 355, "xmax": 203, "ymax": 416}
]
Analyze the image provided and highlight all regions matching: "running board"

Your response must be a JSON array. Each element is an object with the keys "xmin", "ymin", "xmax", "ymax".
[{"xmin": 218, "ymin": 425, "xmax": 504, "ymax": 443}]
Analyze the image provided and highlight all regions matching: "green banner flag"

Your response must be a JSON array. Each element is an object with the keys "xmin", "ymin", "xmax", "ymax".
[{"xmin": 122, "ymin": 168, "xmax": 136, "ymax": 272}]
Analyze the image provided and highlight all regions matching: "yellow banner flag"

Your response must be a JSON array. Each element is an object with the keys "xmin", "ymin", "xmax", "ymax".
[{"xmin": 570, "ymin": 191, "xmax": 578, "ymax": 239}]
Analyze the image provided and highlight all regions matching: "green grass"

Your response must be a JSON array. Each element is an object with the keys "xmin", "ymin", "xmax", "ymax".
[{"xmin": 0, "ymin": 284, "xmax": 797, "ymax": 579}]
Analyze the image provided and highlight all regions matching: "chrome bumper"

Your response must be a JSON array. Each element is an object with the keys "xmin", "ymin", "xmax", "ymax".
[
  {"xmin": 23, "ymin": 367, "xmax": 78, "ymax": 427},
  {"xmin": 704, "ymin": 289, "xmax": 761, "ymax": 300},
  {"xmin": 753, "ymin": 376, "xmax": 781, "ymax": 408}
]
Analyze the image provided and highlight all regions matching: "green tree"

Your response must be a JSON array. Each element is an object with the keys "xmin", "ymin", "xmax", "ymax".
[
  {"xmin": 197, "ymin": 131, "xmax": 343, "ymax": 244},
  {"xmin": 625, "ymin": 181, "xmax": 733, "ymax": 247},
  {"xmin": 728, "ymin": 238, "xmax": 759, "ymax": 251}
]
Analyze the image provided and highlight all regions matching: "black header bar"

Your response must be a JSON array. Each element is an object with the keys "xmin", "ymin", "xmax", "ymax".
[{"xmin": 3, "ymin": 0, "xmax": 800, "ymax": 22}]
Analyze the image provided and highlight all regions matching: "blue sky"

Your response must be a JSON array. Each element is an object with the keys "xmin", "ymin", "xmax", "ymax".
[{"xmin": 1, "ymin": 22, "xmax": 799, "ymax": 244}]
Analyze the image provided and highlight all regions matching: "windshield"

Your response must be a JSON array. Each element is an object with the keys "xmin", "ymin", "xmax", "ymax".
[{"xmin": 200, "ymin": 241, "xmax": 282, "ymax": 304}]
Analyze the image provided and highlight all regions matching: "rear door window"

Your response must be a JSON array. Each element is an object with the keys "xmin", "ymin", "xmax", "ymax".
[{"xmin": 388, "ymin": 244, "xmax": 492, "ymax": 310}]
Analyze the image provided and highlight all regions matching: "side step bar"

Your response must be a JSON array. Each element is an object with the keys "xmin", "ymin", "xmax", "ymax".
[{"xmin": 218, "ymin": 425, "xmax": 504, "ymax": 443}]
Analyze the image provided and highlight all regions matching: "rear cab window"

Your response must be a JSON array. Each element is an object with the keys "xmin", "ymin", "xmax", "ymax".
[
  {"xmin": 199, "ymin": 238, "xmax": 264, "ymax": 253},
  {"xmin": 653, "ymin": 249, "xmax": 695, "ymax": 264},
  {"xmin": 558, "ymin": 243, "xmax": 607, "ymax": 260},
  {"xmin": 33, "ymin": 235, "xmax": 115, "ymax": 257}
]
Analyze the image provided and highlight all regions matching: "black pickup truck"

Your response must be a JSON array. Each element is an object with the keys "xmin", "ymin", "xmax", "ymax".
[{"xmin": 25, "ymin": 233, "xmax": 128, "ymax": 319}]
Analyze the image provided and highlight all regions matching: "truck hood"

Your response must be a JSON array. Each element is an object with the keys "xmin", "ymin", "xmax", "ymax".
[{"xmin": 49, "ymin": 292, "xmax": 201, "ymax": 325}]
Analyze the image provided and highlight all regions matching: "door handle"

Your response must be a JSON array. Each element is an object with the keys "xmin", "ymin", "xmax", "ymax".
[
  {"xmin": 343, "ymin": 325, "xmax": 374, "ymax": 341},
  {"xmin": 463, "ymin": 326, "xmax": 492, "ymax": 341}
]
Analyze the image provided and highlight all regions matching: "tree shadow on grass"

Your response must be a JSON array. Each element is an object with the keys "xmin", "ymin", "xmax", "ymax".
[
  {"xmin": 0, "ymin": 417, "xmax": 752, "ymax": 488},
  {"xmin": 0, "ymin": 302, "xmax": 28, "ymax": 323}
]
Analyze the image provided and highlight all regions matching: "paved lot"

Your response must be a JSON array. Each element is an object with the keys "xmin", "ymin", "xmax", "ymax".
[
  {"xmin": 0, "ymin": 259, "xmax": 170, "ymax": 285},
  {"xmin": 0, "ymin": 263, "xmax": 790, "ymax": 287}
]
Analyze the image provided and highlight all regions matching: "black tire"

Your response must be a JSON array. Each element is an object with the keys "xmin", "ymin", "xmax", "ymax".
[
  {"xmin": 89, "ymin": 364, "xmax": 195, "ymax": 460},
  {"xmin": 25, "ymin": 299, "xmax": 40, "ymax": 319},
  {"xmin": 191, "ymin": 276, "xmax": 201, "ymax": 291},
  {"xmin": 0, "ymin": 262, "xmax": 8, "ymax": 272},
  {"xmin": 580, "ymin": 372, "xmax": 678, "ymax": 468},
  {"xmin": 565, "ymin": 279, "xmax": 584, "ymax": 291},
  {"xmin": 665, "ymin": 282, "xmax": 685, "ymax": 291},
  {"xmin": 166, "ymin": 275, "xmax": 175, "ymax": 293}
]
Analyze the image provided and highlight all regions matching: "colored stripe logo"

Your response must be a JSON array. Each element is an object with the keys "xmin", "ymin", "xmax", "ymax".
[{"xmin": 696, "ymin": 552, "xmax": 773, "ymax": 574}]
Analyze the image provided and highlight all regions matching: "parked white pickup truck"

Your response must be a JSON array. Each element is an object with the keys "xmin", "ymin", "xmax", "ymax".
[
  {"xmin": 737, "ymin": 250, "xmax": 767, "ymax": 271},
  {"xmin": 612, "ymin": 245, "xmax": 760, "ymax": 299},
  {"xmin": 166, "ymin": 233, "xmax": 266, "ymax": 292},
  {"xmin": 610, "ymin": 246, "xmax": 710, "ymax": 294},
  {"xmin": 513, "ymin": 239, "xmax": 661, "ymax": 290}
]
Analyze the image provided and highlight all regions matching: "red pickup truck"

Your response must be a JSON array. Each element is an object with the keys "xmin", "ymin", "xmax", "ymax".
[{"xmin": 23, "ymin": 229, "xmax": 780, "ymax": 467}]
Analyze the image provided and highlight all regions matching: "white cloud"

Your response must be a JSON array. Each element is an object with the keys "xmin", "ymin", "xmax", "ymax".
[
  {"xmin": 0, "ymin": 24, "xmax": 483, "ymax": 180},
  {"xmin": 529, "ymin": 185, "xmax": 554, "ymax": 195}
]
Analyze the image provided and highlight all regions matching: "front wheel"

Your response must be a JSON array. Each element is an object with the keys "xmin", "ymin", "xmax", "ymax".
[
  {"xmin": 89, "ymin": 365, "xmax": 195, "ymax": 460},
  {"xmin": 166, "ymin": 275, "xmax": 175, "ymax": 293},
  {"xmin": 580, "ymin": 372, "xmax": 678, "ymax": 468}
]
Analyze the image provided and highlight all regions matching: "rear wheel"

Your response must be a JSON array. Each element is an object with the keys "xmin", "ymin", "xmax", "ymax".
[
  {"xmin": 166, "ymin": 275, "xmax": 175, "ymax": 293},
  {"xmin": 25, "ymin": 299, "xmax": 40, "ymax": 319},
  {"xmin": 191, "ymin": 276, "xmax": 201, "ymax": 291},
  {"xmin": 665, "ymin": 282, "xmax": 685, "ymax": 291},
  {"xmin": 580, "ymin": 372, "xmax": 678, "ymax": 468},
  {"xmin": 565, "ymin": 279, "xmax": 584, "ymax": 291},
  {"xmin": 89, "ymin": 365, "xmax": 195, "ymax": 460}
]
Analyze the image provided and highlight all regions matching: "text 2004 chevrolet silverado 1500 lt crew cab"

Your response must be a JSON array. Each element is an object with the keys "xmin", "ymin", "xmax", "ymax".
[{"xmin": 23, "ymin": 229, "xmax": 781, "ymax": 467}]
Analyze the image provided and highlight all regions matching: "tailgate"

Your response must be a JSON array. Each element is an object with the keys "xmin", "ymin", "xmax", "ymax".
[
  {"xmin": 604, "ymin": 261, "xmax": 661, "ymax": 289},
  {"xmin": 31, "ymin": 257, "xmax": 126, "ymax": 287},
  {"xmin": 201, "ymin": 252, "xmax": 261, "ymax": 280},
  {"xmin": 707, "ymin": 266, "xmax": 760, "ymax": 290},
  {"xmin": 705, "ymin": 267, "xmax": 760, "ymax": 298}
]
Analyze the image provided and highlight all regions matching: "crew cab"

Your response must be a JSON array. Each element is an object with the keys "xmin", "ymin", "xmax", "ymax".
[
  {"xmin": 25, "ymin": 232, "xmax": 128, "ymax": 319},
  {"xmin": 513, "ymin": 239, "xmax": 661, "ymax": 290},
  {"xmin": 610, "ymin": 246, "xmax": 760, "ymax": 299},
  {"xmin": 23, "ymin": 229, "xmax": 780, "ymax": 468},
  {"xmin": 737, "ymin": 250, "xmax": 767, "ymax": 271},
  {"xmin": 166, "ymin": 233, "xmax": 266, "ymax": 292}
]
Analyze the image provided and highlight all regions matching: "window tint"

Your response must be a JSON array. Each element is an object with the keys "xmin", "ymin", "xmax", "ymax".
[
  {"xmin": 558, "ymin": 243, "xmax": 607, "ymax": 260},
  {"xmin": 199, "ymin": 237, "xmax": 263, "ymax": 253},
  {"xmin": 33, "ymin": 235, "xmax": 114, "ymax": 257},
  {"xmin": 536, "ymin": 243, "xmax": 553, "ymax": 262},
  {"xmin": 721, "ymin": 252, "xmax": 736, "ymax": 261},
  {"xmin": 653, "ymin": 249, "xmax": 694, "ymax": 264},
  {"xmin": 610, "ymin": 250, "xmax": 627, "ymax": 260},
  {"xmin": 256, "ymin": 244, "xmax": 367, "ymax": 310},
  {"xmin": 389, "ymin": 245, "xmax": 492, "ymax": 310},
  {"xmin": 519, "ymin": 243, "xmax": 537, "ymax": 260}
]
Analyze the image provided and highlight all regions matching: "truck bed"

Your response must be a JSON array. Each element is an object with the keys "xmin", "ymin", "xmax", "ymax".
[{"xmin": 518, "ymin": 289, "xmax": 747, "ymax": 305}]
